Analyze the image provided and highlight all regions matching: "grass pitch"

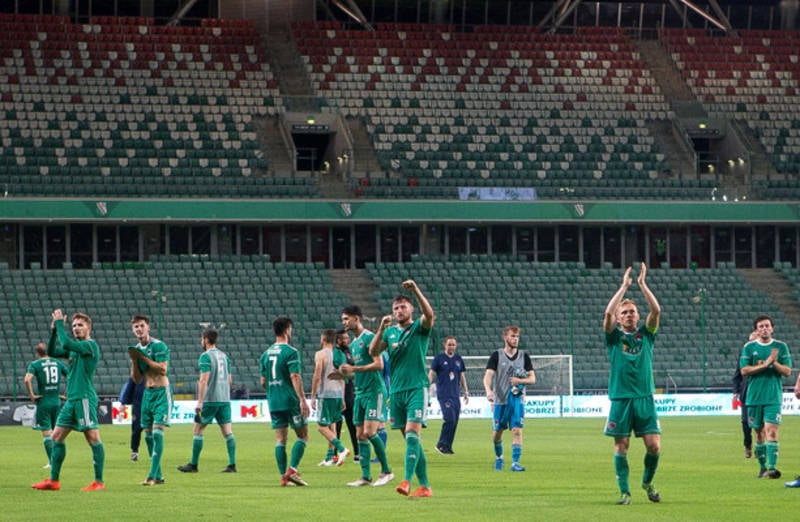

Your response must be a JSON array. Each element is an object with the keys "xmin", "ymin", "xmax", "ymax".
[{"xmin": 4, "ymin": 416, "xmax": 800, "ymax": 521}]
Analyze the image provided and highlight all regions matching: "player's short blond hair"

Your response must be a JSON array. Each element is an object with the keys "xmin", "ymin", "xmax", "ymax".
[
  {"xmin": 72, "ymin": 312, "xmax": 92, "ymax": 327},
  {"xmin": 503, "ymin": 325, "xmax": 520, "ymax": 336}
]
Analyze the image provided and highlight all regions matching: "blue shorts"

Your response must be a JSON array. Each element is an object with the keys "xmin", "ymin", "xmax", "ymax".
[{"xmin": 492, "ymin": 400, "xmax": 524, "ymax": 431}]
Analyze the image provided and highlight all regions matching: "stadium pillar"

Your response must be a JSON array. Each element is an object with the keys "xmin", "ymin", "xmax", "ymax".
[
  {"xmin": 698, "ymin": 288, "xmax": 707, "ymax": 392},
  {"xmin": 12, "ymin": 289, "xmax": 19, "ymax": 402}
]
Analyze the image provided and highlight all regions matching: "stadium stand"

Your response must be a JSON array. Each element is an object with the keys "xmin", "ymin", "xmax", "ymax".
[
  {"xmin": 0, "ymin": 257, "xmax": 349, "ymax": 397},
  {"xmin": 3, "ymin": 254, "xmax": 800, "ymax": 397},
  {"xmin": 0, "ymin": 13, "xmax": 320, "ymax": 198},
  {"xmin": 367, "ymin": 258, "xmax": 800, "ymax": 391},
  {"xmin": 295, "ymin": 22, "xmax": 722, "ymax": 200},
  {"xmin": 661, "ymin": 28, "xmax": 800, "ymax": 194}
]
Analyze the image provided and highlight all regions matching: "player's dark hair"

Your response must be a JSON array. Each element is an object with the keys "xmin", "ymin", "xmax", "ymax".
[
  {"xmin": 203, "ymin": 328, "xmax": 219, "ymax": 345},
  {"xmin": 273, "ymin": 316, "xmax": 293, "ymax": 336},
  {"xmin": 342, "ymin": 305, "xmax": 362, "ymax": 317},
  {"xmin": 321, "ymin": 329, "xmax": 337, "ymax": 344},
  {"xmin": 35, "ymin": 342, "xmax": 47, "ymax": 356},
  {"xmin": 130, "ymin": 314, "xmax": 150, "ymax": 325},
  {"xmin": 335, "ymin": 329, "xmax": 349, "ymax": 348},
  {"xmin": 753, "ymin": 315, "xmax": 774, "ymax": 329},
  {"xmin": 392, "ymin": 294, "xmax": 413, "ymax": 305}
]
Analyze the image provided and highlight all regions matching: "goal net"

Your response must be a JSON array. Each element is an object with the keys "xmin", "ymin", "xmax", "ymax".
[{"xmin": 429, "ymin": 354, "xmax": 573, "ymax": 400}]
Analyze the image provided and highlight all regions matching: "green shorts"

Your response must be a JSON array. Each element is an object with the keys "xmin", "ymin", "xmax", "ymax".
[
  {"xmin": 389, "ymin": 387, "xmax": 428, "ymax": 430},
  {"xmin": 353, "ymin": 392, "xmax": 386, "ymax": 426},
  {"xmin": 196, "ymin": 402, "xmax": 232, "ymax": 426},
  {"xmin": 270, "ymin": 408, "xmax": 307, "ymax": 430},
  {"xmin": 141, "ymin": 386, "xmax": 172, "ymax": 429},
  {"xmin": 56, "ymin": 397, "xmax": 98, "ymax": 431},
  {"xmin": 318, "ymin": 397, "xmax": 344, "ymax": 427},
  {"xmin": 604, "ymin": 396, "xmax": 661, "ymax": 438},
  {"xmin": 34, "ymin": 398, "xmax": 61, "ymax": 432},
  {"xmin": 747, "ymin": 404, "xmax": 782, "ymax": 429}
]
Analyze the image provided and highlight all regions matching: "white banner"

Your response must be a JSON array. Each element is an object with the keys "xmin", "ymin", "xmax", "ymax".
[{"xmin": 111, "ymin": 393, "xmax": 800, "ymax": 425}]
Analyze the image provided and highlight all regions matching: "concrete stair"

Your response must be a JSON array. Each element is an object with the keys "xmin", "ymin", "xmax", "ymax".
[
  {"xmin": 738, "ymin": 268, "xmax": 800, "ymax": 328},
  {"xmin": 328, "ymin": 269, "xmax": 384, "ymax": 331}
]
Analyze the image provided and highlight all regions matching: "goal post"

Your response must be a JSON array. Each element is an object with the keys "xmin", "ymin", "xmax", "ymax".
[{"xmin": 427, "ymin": 354, "xmax": 574, "ymax": 415}]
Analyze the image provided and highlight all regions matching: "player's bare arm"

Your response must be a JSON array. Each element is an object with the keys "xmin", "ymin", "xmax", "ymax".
[
  {"xmin": 24, "ymin": 373, "xmax": 40, "ymax": 401},
  {"xmin": 310, "ymin": 350, "xmax": 324, "ymax": 410},
  {"xmin": 344, "ymin": 352, "xmax": 384, "ymax": 375},
  {"xmin": 741, "ymin": 348, "xmax": 789, "ymax": 376},
  {"xmin": 403, "ymin": 279, "xmax": 436, "ymax": 329},
  {"xmin": 195, "ymin": 371, "xmax": 209, "ymax": 415},
  {"xmin": 637, "ymin": 262, "xmax": 661, "ymax": 331},
  {"xmin": 511, "ymin": 370, "xmax": 536, "ymax": 387},
  {"xmin": 483, "ymin": 368, "xmax": 496, "ymax": 402},
  {"xmin": 794, "ymin": 372, "xmax": 800, "ymax": 399},
  {"xmin": 368, "ymin": 315, "xmax": 392, "ymax": 356},
  {"xmin": 290, "ymin": 372, "xmax": 309, "ymax": 418},
  {"xmin": 604, "ymin": 267, "xmax": 632, "ymax": 334}
]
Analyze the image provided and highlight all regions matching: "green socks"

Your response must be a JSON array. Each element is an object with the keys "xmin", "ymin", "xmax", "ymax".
[
  {"xmin": 289, "ymin": 439, "xmax": 306, "ymax": 469},
  {"xmin": 642, "ymin": 451, "xmax": 660, "ymax": 485},
  {"xmin": 225, "ymin": 433, "xmax": 236, "ymax": 466},
  {"xmin": 275, "ymin": 443, "xmax": 287, "ymax": 474},
  {"xmin": 369, "ymin": 434, "xmax": 391, "ymax": 474},
  {"xmin": 91, "ymin": 441, "xmax": 105, "ymax": 482},
  {"xmin": 766, "ymin": 441, "xmax": 779, "ymax": 469},
  {"xmin": 145, "ymin": 431, "xmax": 154, "ymax": 459},
  {"xmin": 755, "ymin": 442, "xmax": 767, "ymax": 470},
  {"xmin": 51, "ymin": 440, "xmax": 66, "ymax": 481},
  {"xmin": 359, "ymin": 439, "xmax": 372, "ymax": 480},
  {"xmin": 149, "ymin": 428, "xmax": 164, "ymax": 480},
  {"xmin": 331, "ymin": 437, "xmax": 345, "ymax": 453},
  {"xmin": 614, "ymin": 453, "xmax": 630, "ymax": 494},
  {"xmin": 404, "ymin": 431, "xmax": 421, "ymax": 481},
  {"xmin": 415, "ymin": 440, "xmax": 429, "ymax": 487},
  {"xmin": 191, "ymin": 435, "xmax": 204, "ymax": 466},
  {"xmin": 43, "ymin": 436, "xmax": 53, "ymax": 461}
]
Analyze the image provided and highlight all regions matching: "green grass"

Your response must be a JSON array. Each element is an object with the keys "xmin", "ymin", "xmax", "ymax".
[{"xmin": 3, "ymin": 416, "xmax": 800, "ymax": 520}]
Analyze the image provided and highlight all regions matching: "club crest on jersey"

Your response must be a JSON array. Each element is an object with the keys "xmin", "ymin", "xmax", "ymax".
[{"xmin": 622, "ymin": 340, "xmax": 642, "ymax": 355}]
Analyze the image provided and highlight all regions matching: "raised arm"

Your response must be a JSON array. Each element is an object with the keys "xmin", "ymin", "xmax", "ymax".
[
  {"xmin": 637, "ymin": 262, "xmax": 661, "ymax": 331},
  {"xmin": 603, "ymin": 266, "xmax": 632, "ymax": 334},
  {"xmin": 45, "ymin": 325, "xmax": 68, "ymax": 359},
  {"xmin": 369, "ymin": 315, "xmax": 392, "ymax": 357},
  {"xmin": 403, "ymin": 280, "xmax": 435, "ymax": 330}
]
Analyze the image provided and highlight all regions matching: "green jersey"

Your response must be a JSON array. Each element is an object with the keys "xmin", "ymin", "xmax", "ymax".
[
  {"xmin": 198, "ymin": 348, "xmax": 231, "ymax": 403},
  {"xmin": 605, "ymin": 325, "xmax": 656, "ymax": 400},
  {"xmin": 740, "ymin": 339, "xmax": 792, "ymax": 406},
  {"xmin": 260, "ymin": 343, "xmax": 302, "ymax": 412},
  {"xmin": 350, "ymin": 330, "xmax": 385, "ymax": 396},
  {"xmin": 47, "ymin": 322, "xmax": 100, "ymax": 401},
  {"xmin": 26, "ymin": 356, "xmax": 67, "ymax": 404},
  {"xmin": 134, "ymin": 338, "xmax": 170, "ymax": 375},
  {"xmin": 383, "ymin": 318, "xmax": 431, "ymax": 393}
]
